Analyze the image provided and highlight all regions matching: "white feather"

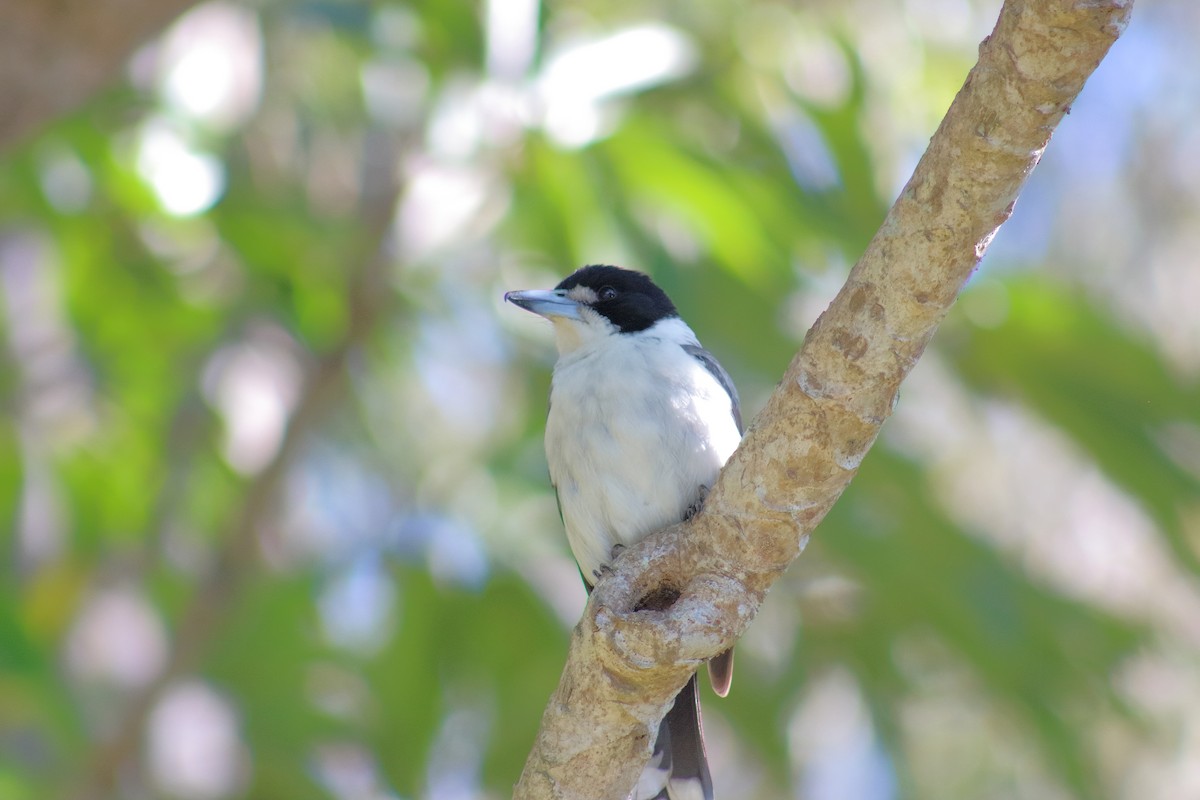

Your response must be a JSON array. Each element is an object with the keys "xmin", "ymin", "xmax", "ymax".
[{"xmin": 545, "ymin": 317, "xmax": 741, "ymax": 581}]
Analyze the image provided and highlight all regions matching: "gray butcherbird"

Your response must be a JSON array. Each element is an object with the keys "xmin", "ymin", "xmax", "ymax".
[{"xmin": 506, "ymin": 265, "xmax": 742, "ymax": 800}]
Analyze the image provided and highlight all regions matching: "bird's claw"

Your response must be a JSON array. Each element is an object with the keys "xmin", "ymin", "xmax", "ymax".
[
  {"xmin": 684, "ymin": 485, "xmax": 709, "ymax": 521},
  {"xmin": 593, "ymin": 544, "xmax": 626, "ymax": 582}
]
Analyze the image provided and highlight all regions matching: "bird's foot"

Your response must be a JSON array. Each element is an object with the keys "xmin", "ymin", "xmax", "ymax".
[
  {"xmin": 592, "ymin": 544, "xmax": 627, "ymax": 582},
  {"xmin": 683, "ymin": 485, "xmax": 709, "ymax": 521}
]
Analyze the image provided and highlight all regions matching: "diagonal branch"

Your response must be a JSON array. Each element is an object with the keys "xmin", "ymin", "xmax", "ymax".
[{"xmin": 514, "ymin": 0, "xmax": 1133, "ymax": 797}]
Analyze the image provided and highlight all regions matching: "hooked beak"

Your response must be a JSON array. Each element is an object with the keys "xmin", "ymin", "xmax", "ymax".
[{"xmin": 504, "ymin": 289, "xmax": 583, "ymax": 321}]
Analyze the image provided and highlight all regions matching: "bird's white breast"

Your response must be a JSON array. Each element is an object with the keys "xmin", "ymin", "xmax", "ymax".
[{"xmin": 544, "ymin": 319, "xmax": 741, "ymax": 581}]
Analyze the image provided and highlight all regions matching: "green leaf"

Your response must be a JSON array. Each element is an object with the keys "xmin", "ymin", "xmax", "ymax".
[
  {"xmin": 947, "ymin": 280, "xmax": 1200, "ymax": 574},
  {"xmin": 365, "ymin": 567, "xmax": 566, "ymax": 795},
  {"xmin": 205, "ymin": 574, "xmax": 340, "ymax": 796},
  {"xmin": 815, "ymin": 447, "xmax": 1143, "ymax": 798}
]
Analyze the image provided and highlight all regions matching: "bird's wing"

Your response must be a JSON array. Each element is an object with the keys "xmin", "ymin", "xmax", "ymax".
[
  {"xmin": 682, "ymin": 344, "xmax": 742, "ymax": 697},
  {"xmin": 682, "ymin": 344, "xmax": 743, "ymax": 434},
  {"xmin": 550, "ymin": 476, "xmax": 593, "ymax": 591},
  {"xmin": 548, "ymin": 393, "xmax": 591, "ymax": 590}
]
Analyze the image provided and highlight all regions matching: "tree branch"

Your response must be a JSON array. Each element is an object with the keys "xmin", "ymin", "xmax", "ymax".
[
  {"xmin": 0, "ymin": 0, "xmax": 202, "ymax": 151},
  {"xmin": 69, "ymin": 134, "xmax": 402, "ymax": 800},
  {"xmin": 514, "ymin": 0, "xmax": 1133, "ymax": 797}
]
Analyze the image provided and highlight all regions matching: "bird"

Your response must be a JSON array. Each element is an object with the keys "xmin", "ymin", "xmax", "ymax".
[{"xmin": 505, "ymin": 264, "xmax": 743, "ymax": 800}]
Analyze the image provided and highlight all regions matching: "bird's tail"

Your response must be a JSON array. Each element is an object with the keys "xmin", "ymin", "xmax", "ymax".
[{"xmin": 634, "ymin": 674, "xmax": 714, "ymax": 800}]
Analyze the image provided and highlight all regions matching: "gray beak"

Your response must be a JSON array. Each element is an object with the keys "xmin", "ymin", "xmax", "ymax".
[{"xmin": 504, "ymin": 289, "xmax": 583, "ymax": 320}]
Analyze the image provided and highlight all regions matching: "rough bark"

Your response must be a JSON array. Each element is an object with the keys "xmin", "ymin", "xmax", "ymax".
[
  {"xmin": 0, "ymin": 0, "xmax": 201, "ymax": 151},
  {"xmin": 514, "ymin": 0, "xmax": 1133, "ymax": 797}
]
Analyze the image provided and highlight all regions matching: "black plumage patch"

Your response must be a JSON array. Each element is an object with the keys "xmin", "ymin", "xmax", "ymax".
[{"xmin": 556, "ymin": 265, "xmax": 678, "ymax": 333}]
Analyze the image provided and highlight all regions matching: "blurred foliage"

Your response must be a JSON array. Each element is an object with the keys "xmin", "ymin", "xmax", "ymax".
[{"xmin": 1, "ymin": 1, "xmax": 1199, "ymax": 799}]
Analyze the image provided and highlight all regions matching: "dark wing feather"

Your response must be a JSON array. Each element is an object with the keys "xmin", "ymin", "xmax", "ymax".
[
  {"xmin": 664, "ymin": 673, "xmax": 714, "ymax": 799},
  {"xmin": 682, "ymin": 344, "xmax": 743, "ymax": 434},
  {"xmin": 683, "ymin": 344, "xmax": 741, "ymax": 699}
]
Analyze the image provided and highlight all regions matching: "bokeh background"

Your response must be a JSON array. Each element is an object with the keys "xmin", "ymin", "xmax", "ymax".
[{"xmin": 2, "ymin": 0, "xmax": 1199, "ymax": 798}]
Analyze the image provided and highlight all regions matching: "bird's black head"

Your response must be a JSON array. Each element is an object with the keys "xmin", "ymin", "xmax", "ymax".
[{"xmin": 555, "ymin": 265, "xmax": 678, "ymax": 334}]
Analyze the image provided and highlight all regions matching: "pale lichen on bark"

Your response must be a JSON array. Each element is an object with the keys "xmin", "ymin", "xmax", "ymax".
[{"xmin": 514, "ymin": 1, "xmax": 1133, "ymax": 798}]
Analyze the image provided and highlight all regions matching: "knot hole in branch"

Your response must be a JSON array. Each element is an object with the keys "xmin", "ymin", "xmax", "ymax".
[{"xmin": 634, "ymin": 585, "xmax": 681, "ymax": 612}]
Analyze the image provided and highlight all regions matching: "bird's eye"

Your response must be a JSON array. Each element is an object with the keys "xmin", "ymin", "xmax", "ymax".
[{"xmin": 598, "ymin": 286, "xmax": 618, "ymax": 301}]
